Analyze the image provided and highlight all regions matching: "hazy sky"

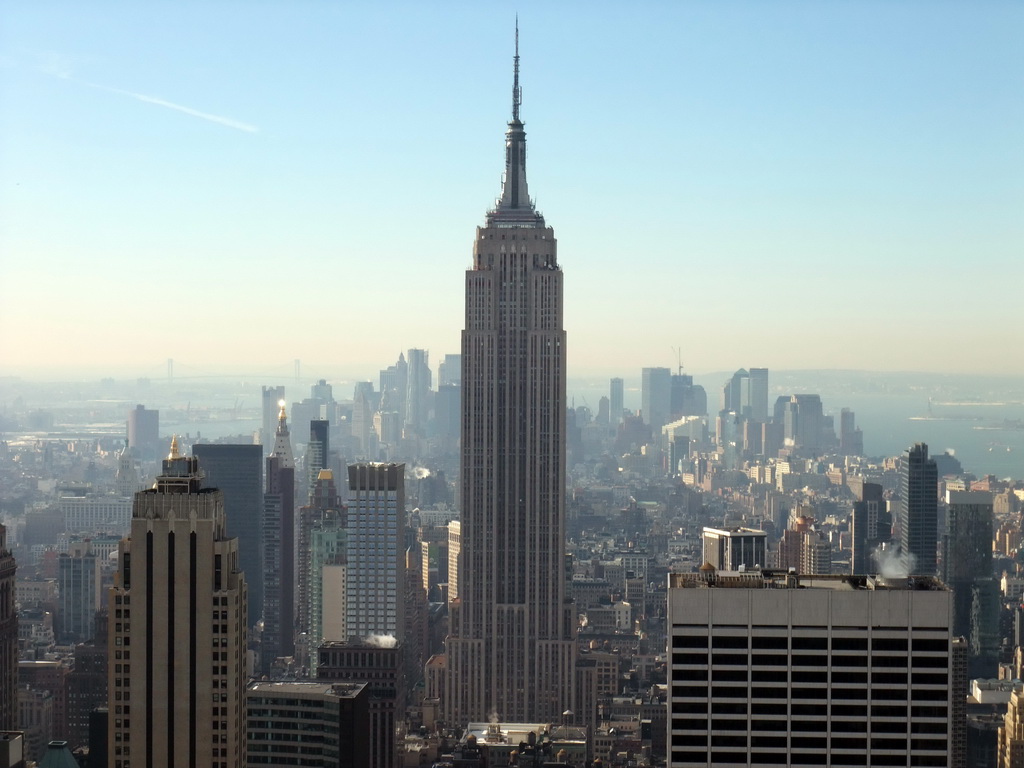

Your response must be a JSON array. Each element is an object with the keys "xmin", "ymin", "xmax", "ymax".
[{"xmin": 2, "ymin": 1, "xmax": 1021, "ymax": 380}]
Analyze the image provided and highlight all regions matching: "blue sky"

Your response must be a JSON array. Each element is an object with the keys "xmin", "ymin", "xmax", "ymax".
[{"xmin": 1, "ymin": 1, "xmax": 1021, "ymax": 379}]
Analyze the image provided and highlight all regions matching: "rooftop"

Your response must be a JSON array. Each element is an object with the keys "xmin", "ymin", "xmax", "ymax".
[{"xmin": 670, "ymin": 570, "xmax": 948, "ymax": 591}]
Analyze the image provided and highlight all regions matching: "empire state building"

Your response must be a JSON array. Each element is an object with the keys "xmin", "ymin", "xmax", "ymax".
[{"xmin": 445, "ymin": 29, "xmax": 576, "ymax": 725}]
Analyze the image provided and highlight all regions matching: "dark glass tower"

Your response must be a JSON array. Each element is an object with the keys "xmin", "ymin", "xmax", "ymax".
[
  {"xmin": 0, "ymin": 524, "xmax": 17, "ymax": 731},
  {"xmin": 262, "ymin": 405, "xmax": 296, "ymax": 670},
  {"xmin": 897, "ymin": 442, "xmax": 938, "ymax": 576},
  {"xmin": 192, "ymin": 443, "xmax": 264, "ymax": 621},
  {"xmin": 445, "ymin": 27, "xmax": 575, "ymax": 725},
  {"xmin": 850, "ymin": 481, "xmax": 891, "ymax": 574}
]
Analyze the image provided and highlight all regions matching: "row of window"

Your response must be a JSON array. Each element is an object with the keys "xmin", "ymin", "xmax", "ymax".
[
  {"xmin": 674, "ymin": 633, "xmax": 948, "ymax": 652},
  {"xmin": 672, "ymin": 750, "xmax": 946, "ymax": 767}
]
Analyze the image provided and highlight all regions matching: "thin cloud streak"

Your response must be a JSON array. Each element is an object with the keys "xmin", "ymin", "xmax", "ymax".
[{"xmin": 83, "ymin": 80, "xmax": 258, "ymax": 133}]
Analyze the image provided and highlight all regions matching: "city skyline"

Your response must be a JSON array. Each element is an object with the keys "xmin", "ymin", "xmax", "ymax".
[{"xmin": 2, "ymin": 3, "xmax": 1022, "ymax": 377}]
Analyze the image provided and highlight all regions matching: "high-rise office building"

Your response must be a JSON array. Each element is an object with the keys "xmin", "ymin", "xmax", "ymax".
[
  {"xmin": 191, "ymin": 443, "xmax": 264, "ymax": 626},
  {"xmin": 721, "ymin": 368, "xmax": 749, "ymax": 414},
  {"xmin": 434, "ymin": 384, "xmax": 461, "ymax": 442},
  {"xmin": 318, "ymin": 640, "xmax": 404, "ymax": 768},
  {"xmin": 610, "ymin": 378, "xmax": 624, "ymax": 428},
  {"xmin": 261, "ymin": 386, "xmax": 285, "ymax": 454},
  {"xmin": 379, "ymin": 353, "xmax": 408, "ymax": 427},
  {"xmin": 351, "ymin": 382, "xmax": 376, "ymax": 459},
  {"xmin": 126, "ymin": 404, "xmax": 160, "ymax": 459},
  {"xmin": 0, "ymin": 524, "xmax": 17, "ymax": 731},
  {"xmin": 898, "ymin": 442, "xmax": 939, "ymax": 576},
  {"xmin": 108, "ymin": 440, "xmax": 247, "ymax": 768},
  {"xmin": 405, "ymin": 349, "xmax": 431, "ymax": 437},
  {"xmin": 668, "ymin": 570, "xmax": 960, "ymax": 768},
  {"xmin": 301, "ymin": 469, "xmax": 346, "ymax": 676},
  {"xmin": 701, "ymin": 527, "xmax": 767, "ymax": 571},
  {"xmin": 438, "ymin": 353, "xmax": 462, "ymax": 388},
  {"xmin": 67, "ymin": 614, "xmax": 107, "ymax": 750},
  {"xmin": 446, "ymin": 30, "xmax": 576, "ymax": 725},
  {"xmin": 944, "ymin": 490, "xmax": 998, "ymax": 676},
  {"xmin": 850, "ymin": 481, "xmax": 891, "ymax": 575},
  {"xmin": 263, "ymin": 404, "xmax": 296, "ymax": 669},
  {"xmin": 670, "ymin": 373, "xmax": 708, "ymax": 420},
  {"xmin": 748, "ymin": 367, "xmax": 769, "ymax": 422},
  {"xmin": 346, "ymin": 463, "xmax": 405, "ymax": 642},
  {"xmin": 306, "ymin": 419, "xmax": 331, "ymax": 492},
  {"xmin": 57, "ymin": 541, "xmax": 100, "ymax": 644},
  {"xmin": 782, "ymin": 394, "xmax": 824, "ymax": 457},
  {"xmin": 246, "ymin": 681, "xmax": 371, "ymax": 768},
  {"xmin": 642, "ymin": 367, "xmax": 672, "ymax": 434},
  {"xmin": 839, "ymin": 407, "xmax": 864, "ymax": 456}
]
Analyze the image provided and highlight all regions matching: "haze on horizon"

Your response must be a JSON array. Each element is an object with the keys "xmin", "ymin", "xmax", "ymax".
[{"xmin": 1, "ymin": 2, "xmax": 1021, "ymax": 379}]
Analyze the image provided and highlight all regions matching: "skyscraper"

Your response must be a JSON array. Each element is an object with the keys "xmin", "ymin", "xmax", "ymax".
[
  {"xmin": 126, "ymin": 404, "xmax": 160, "ymax": 459},
  {"xmin": 57, "ymin": 541, "xmax": 100, "ymax": 644},
  {"xmin": 748, "ymin": 367, "xmax": 769, "ymax": 421},
  {"xmin": 944, "ymin": 490, "xmax": 998, "ymax": 676},
  {"xmin": 345, "ymin": 463, "xmax": 405, "ymax": 642},
  {"xmin": 641, "ymin": 367, "xmax": 671, "ymax": 434},
  {"xmin": 192, "ymin": 443, "xmax": 264, "ymax": 625},
  {"xmin": 405, "ymin": 348, "xmax": 431, "ymax": 437},
  {"xmin": 0, "ymin": 524, "xmax": 17, "ymax": 731},
  {"xmin": 668, "ymin": 571, "xmax": 961, "ymax": 768},
  {"xmin": 850, "ymin": 481, "xmax": 891, "ymax": 575},
  {"xmin": 306, "ymin": 419, "xmax": 331, "ymax": 492},
  {"xmin": 721, "ymin": 368, "xmax": 749, "ymax": 414},
  {"xmin": 438, "ymin": 353, "xmax": 462, "ymax": 388},
  {"xmin": 298, "ymin": 468, "xmax": 345, "ymax": 649},
  {"xmin": 610, "ymin": 377, "xmax": 624, "ymax": 429},
  {"xmin": 701, "ymin": 526, "xmax": 767, "ymax": 571},
  {"xmin": 898, "ymin": 442, "xmax": 939, "ymax": 576},
  {"xmin": 246, "ymin": 681, "xmax": 371, "ymax": 768},
  {"xmin": 263, "ymin": 403, "xmax": 296, "ymax": 669},
  {"xmin": 261, "ymin": 385, "xmax": 285, "ymax": 454},
  {"xmin": 782, "ymin": 393, "xmax": 824, "ymax": 457},
  {"xmin": 108, "ymin": 440, "xmax": 247, "ymax": 768},
  {"xmin": 446, "ymin": 28, "xmax": 575, "ymax": 725},
  {"xmin": 839, "ymin": 407, "xmax": 864, "ymax": 455}
]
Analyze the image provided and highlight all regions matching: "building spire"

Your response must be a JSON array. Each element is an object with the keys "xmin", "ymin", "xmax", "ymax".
[
  {"xmin": 512, "ymin": 16, "xmax": 521, "ymax": 122},
  {"xmin": 271, "ymin": 400, "xmax": 295, "ymax": 468},
  {"xmin": 489, "ymin": 19, "xmax": 545, "ymax": 227}
]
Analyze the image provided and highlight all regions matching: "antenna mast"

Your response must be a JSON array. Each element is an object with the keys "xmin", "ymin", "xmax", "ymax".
[
  {"xmin": 512, "ymin": 17, "xmax": 522, "ymax": 121},
  {"xmin": 672, "ymin": 347, "xmax": 684, "ymax": 375}
]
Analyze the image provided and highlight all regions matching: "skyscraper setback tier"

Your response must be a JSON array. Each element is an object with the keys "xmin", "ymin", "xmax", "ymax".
[{"xmin": 445, "ymin": 30, "xmax": 576, "ymax": 725}]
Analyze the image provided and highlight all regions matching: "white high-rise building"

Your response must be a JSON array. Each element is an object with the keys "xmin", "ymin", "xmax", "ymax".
[
  {"xmin": 668, "ymin": 570, "xmax": 963, "ymax": 768},
  {"xmin": 701, "ymin": 527, "xmax": 767, "ymax": 571},
  {"xmin": 345, "ymin": 463, "xmax": 405, "ymax": 641},
  {"xmin": 405, "ymin": 348, "xmax": 431, "ymax": 437}
]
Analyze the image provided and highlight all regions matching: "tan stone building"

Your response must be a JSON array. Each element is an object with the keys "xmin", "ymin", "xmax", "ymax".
[
  {"xmin": 999, "ymin": 685, "xmax": 1024, "ymax": 767},
  {"xmin": 108, "ymin": 439, "xmax": 248, "ymax": 768}
]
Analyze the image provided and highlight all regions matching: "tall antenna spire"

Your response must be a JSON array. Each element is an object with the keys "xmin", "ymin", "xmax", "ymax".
[{"xmin": 512, "ymin": 16, "xmax": 522, "ymax": 121}]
